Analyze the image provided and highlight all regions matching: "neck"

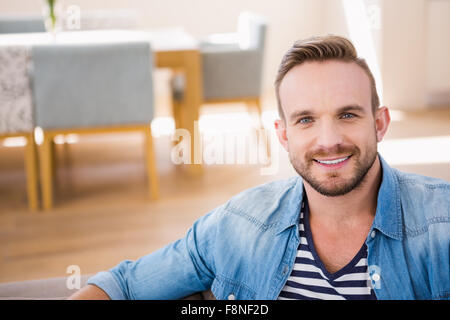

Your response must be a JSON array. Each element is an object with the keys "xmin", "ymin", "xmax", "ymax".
[{"xmin": 304, "ymin": 155, "xmax": 382, "ymax": 229}]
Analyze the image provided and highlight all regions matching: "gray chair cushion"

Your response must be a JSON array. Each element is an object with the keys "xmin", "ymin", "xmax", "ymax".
[
  {"xmin": 201, "ymin": 12, "xmax": 267, "ymax": 100},
  {"xmin": 202, "ymin": 49, "xmax": 264, "ymax": 100},
  {"xmin": 172, "ymin": 12, "xmax": 267, "ymax": 101},
  {"xmin": 236, "ymin": 11, "xmax": 267, "ymax": 50},
  {"xmin": 0, "ymin": 15, "xmax": 45, "ymax": 34},
  {"xmin": 31, "ymin": 41, "xmax": 154, "ymax": 129}
]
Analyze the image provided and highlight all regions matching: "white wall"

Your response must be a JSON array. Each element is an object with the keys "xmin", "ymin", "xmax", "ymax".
[
  {"xmin": 2, "ymin": 0, "xmax": 449, "ymax": 109},
  {"xmin": 322, "ymin": 0, "xmax": 384, "ymax": 105},
  {"xmin": 381, "ymin": 0, "xmax": 428, "ymax": 110},
  {"xmin": 426, "ymin": 0, "xmax": 450, "ymax": 106},
  {"xmin": 321, "ymin": 0, "xmax": 450, "ymax": 110}
]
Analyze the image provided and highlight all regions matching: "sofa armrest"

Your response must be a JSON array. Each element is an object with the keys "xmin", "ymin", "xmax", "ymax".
[
  {"xmin": 0, "ymin": 275, "xmax": 92, "ymax": 300},
  {"xmin": 0, "ymin": 275, "xmax": 216, "ymax": 300}
]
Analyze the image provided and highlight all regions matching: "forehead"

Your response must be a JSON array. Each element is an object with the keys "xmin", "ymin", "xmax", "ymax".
[{"xmin": 279, "ymin": 60, "xmax": 372, "ymax": 116}]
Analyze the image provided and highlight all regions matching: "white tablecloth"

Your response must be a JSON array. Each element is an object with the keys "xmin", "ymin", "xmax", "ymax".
[{"xmin": 0, "ymin": 45, "xmax": 33, "ymax": 134}]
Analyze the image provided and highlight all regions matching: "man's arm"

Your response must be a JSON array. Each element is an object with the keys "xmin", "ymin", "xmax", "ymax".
[
  {"xmin": 67, "ymin": 207, "xmax": 220, "ymax": 300},
  {"xmin": 67, "ymin": 284, "xmax": 111, "ymax": 300}
]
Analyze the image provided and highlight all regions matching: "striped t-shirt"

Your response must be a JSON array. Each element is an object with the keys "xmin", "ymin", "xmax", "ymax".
[{"xmin": 278, "ymin": 198, "xmax": 377, "ymax": 300}]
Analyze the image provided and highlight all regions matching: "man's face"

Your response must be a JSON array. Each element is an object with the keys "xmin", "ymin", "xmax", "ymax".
[{"xmin": 276, "ymin": 60, "xmax": 385, "ymax": 197}]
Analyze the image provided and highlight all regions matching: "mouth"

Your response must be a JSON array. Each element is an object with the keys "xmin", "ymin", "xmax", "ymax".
[{"xmin": 313, "ymin": 155, "xmax": 352, "ymax": 169}]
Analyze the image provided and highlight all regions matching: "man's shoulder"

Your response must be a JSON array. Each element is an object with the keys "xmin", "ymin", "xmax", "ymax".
[
  {"xmin": 394, "ymin": 168, "xmax": 450, "ymax": 189},
  {"xmin": 220, "ymin": 176, "xmax": 300, "ymax": 227},
  {"xmin": 392, "ymin": 168, "xmax": 450, "ymax": 235},
  {"xmin": 394, "ymin": 168, "xmax": 449, "ymax": 202}
]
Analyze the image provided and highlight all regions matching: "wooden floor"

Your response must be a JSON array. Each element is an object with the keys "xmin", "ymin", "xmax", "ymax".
[{"xmin": 1, "ymin": 100, "xmax": 449, "ymax": 283}]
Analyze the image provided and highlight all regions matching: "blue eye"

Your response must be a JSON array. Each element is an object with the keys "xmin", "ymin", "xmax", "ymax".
[
  {"xmin": 341, "ymin": 113, "xmax": 356, "ymax": 119},
  {"xmin": 299, "ymin": 117, "xmax": 313, "ymax": 124}
]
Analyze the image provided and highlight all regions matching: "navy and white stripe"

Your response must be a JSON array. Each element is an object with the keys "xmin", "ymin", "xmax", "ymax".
[{"xmin": 278, "ymin": 200, "xmax": 376, "ymax": 300}]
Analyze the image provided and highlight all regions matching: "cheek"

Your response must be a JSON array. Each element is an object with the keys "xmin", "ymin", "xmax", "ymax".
[
  {"xmin": 342, "ymin": 120, "xmax": 377, "ymax": 143},
  {"xmin": 352, "ymin": 126, "xmax": 378, "ymax": 154},
  {"xmin": 286, "ymin": 129, "xmax": 312, "ymax": 155}
]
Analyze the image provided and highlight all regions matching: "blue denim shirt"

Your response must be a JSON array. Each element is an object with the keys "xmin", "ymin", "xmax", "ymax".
[{"xmin": 87, "ymin": 155, "xmax": 450, "ymax": 300}]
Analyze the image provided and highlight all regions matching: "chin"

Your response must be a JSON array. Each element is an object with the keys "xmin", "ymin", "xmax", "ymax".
[{"xmin": 310, "ymin": 179, "xmax": 361, "ymax": 197}]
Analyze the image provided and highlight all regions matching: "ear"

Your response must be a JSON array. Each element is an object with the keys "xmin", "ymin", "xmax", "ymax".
[
  {"xmin": 374, "ymin": 106, "xmax": 391, "ymax": 142},
  {"xmin": 274, "ymin": 119, "xmax": 289, "ymax": 152}
]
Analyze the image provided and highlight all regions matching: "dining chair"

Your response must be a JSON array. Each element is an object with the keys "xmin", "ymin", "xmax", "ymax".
[
  {"xmin": 171, "ymin": 12, "xmax": 267, "ymax": 127},
  {"xmin": 0, "ymin": 46, "xmax": 39, "ymax": 211},
  {"xmin": 0, "ymin": 15, "xmax": 46, "ymax": 34},
  {"xmin": 30, "ymin": 41, "xmax": 158, "ymax": 210}
]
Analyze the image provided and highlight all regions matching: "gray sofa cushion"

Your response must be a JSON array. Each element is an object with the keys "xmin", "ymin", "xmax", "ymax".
[
  {"xmin": 0, "ymin": 274, "xmax": 91, "ymax": 300},
  {"xmin": 0, "ymin": 275, "xmax": 214, "ymax": 300}
]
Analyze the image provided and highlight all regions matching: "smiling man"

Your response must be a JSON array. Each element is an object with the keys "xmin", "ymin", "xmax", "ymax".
[{"xmin": 70, "ymin": 35, "xmax": 449, "ymax": 300}]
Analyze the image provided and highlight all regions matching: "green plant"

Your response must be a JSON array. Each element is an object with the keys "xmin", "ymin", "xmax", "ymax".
[{"xmin": 47, "ymin": 0, "xmax": 57, "ymax": 29}]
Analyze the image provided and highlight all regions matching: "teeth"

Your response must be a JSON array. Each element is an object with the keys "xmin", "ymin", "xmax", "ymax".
[{"xmin": 316, "ymin": 156, "xmax": 350, "ymax": 165}]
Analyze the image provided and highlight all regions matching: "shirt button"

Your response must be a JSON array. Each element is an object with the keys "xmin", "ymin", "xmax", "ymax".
[
  {"xmin": 370, "ymin": 230, "xmax": 376, "ymax": 239},
  {"xmin": 228, "ymin": 294, "xmax": 235, "ymax": 300},
  {"xmin": 282, "ymin": 265, "xmax": 289, "ymax": 275},
  {"xmin": 372, "ymin": 273, "xmax": 380, "ymax": 282}
]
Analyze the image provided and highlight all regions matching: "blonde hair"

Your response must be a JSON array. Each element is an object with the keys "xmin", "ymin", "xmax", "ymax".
[{"xmin": 275, "ymin": 35, "xmax": 379, "ymax": 119}]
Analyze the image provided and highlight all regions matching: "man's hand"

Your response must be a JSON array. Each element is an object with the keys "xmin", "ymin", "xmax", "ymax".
[{"xmin": 67, "ymin": 284, "xmax": 111, "ymax": 300}]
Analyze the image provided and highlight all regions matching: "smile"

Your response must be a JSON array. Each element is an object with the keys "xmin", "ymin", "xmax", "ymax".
[{"xmin": 313, "ymin": 155, "xmax": 352, "ymax": 167}]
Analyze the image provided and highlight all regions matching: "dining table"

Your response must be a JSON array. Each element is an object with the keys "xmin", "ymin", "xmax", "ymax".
[{"xmin": 0, "ymin": 28, "xmax": 203, "ymax": 175}]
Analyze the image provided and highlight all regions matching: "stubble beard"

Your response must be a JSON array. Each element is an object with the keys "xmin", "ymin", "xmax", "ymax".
[{"xmin": 289, "ymin": 140, "xmax": 378, "ymax": 197}]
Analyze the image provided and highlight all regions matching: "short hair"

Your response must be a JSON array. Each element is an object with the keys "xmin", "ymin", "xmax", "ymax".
[{"xmin": 275, "ymin": 35, "xmax": 380, "ymax": 120}]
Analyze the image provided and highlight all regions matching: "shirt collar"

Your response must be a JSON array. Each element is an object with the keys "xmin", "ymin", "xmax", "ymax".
[
  {"xmin": 275, "ymin": 154, "xmax": 403, "ymax": 240},
  {"xmin": 372, "ymin": 154, "xmax": 403, "ymax": 240},
  {"xmin": 275, "ymin": 177, "xmax": 304, "ymax": 235}
]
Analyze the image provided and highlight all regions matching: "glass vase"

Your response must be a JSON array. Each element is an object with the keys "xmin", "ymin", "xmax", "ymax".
[{"xmin": 42, "ymin": 0, "xmax": 63, "ymax": 36}]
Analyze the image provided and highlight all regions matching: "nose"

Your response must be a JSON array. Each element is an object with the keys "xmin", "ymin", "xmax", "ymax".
[{"xmin": 315, "ymin": 118, "xmax": 343, "ymax": 150}]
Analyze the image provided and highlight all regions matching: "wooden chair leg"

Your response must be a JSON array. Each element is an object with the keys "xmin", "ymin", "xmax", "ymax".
[
  {"xmin": 246, "ymin": 98, "xmax": 263, "ymax": 129},
  {"xmin": 171, "ymin": 70, "xmax": 184, "ymax": 131},
  {"xmin": 144, "ymin": 125, "xmax": 159, "ymax": 200},
  {"xmin": 251, "ymin": 98, "xmax": 271, "ymax": 161},
  {"xmin": 173, "ymin": 98, "xmax": 182, "ymax": 132},
  {"xmin": 51, "ymin": 138, "xmax": 58, "ymax": 191},
  {"xmin": 180, "ymin": 51, "xmax": 203, "ymax": 175},
  {"xmin": 40, "ymin": 131, "xmax": 54, "ymax": 210},
  {"xmin": 24, "ymin": 132, "xmax": 39, "ymax": 211},
  {"xmin": 254, "ymin": 98, "xmax": 263, "ymax": 129}
]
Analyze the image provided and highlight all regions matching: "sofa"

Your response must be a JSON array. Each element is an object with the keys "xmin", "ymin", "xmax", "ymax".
[{"xmin": 0, "ymin": 275, "xmax": 214, "ymax": 300}]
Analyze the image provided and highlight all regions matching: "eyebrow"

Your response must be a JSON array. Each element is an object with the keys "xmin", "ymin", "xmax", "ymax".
[{"xmin": 288, "ymin": 104, "xmax": 366, "ymax": 123}]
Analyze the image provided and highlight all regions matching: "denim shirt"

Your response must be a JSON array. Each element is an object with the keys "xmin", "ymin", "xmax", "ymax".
[{"xmin": 87, "ymin": 155, "xmax": 450, "ymax": 300}]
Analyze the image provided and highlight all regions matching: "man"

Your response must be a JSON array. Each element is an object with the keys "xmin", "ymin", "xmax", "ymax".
[{"xmin": 70, "ymin": 35, "xmax": 449, "ymax": 300}]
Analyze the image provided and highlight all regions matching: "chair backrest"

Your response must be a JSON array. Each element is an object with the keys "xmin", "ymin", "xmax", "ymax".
[
  {"xmin": 236, "ymin": 12, "xmax": 267, "ymax": 50},
  {"xmin": 0, "ymin": 15, "xmax": 46, "ymax": 34},
  {"xmin": 31, "ymin": 41, "xmax": 154, "ymax": 129}
]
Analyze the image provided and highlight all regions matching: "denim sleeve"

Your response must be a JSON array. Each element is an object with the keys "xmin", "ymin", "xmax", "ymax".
[
  {"xmin": 86, "ymin": 208, "xmax": 220, "ymax": 299},
  {"xmin": 430, "ymin": 220, "xmax": 450, "ymax": 300}
]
